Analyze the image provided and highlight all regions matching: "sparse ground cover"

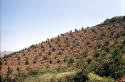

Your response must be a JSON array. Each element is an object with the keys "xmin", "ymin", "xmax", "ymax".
[{"xmin": 24, "ymin": 71, "xmax": 76, "ymax": 82}]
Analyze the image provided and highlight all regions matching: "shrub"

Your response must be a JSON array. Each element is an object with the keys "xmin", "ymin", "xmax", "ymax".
[
  {"xmin": 17, "ymin": 57, "xmax": 20, "ymax": 60},
  {"xmin": 58, "ymin": 51, "xmax": 62, "ymax": 55},
  {"xmin": 95, "ymin": 47, "xmax": 125, "ymax": 80},
  {"xmin": 70, "ymin": 30, "xmax": 72, "ymax": 35},
  {"xmin": 67, "ymin": 57, "xmax": 74, "ymax": 65},
  {"xmin": 49, "ymin": 45, "xmax": 52, "ymax": 48},
  {"xmin": 91, "ymin": 29, "xmax": 95, "ymax": 32},
  {"xmin": 64, "ymin": 56, "xmax": 68, "ymax": 63},
  {"xmin": 82, "ymin": 27, "xmax": 84, "ymax": 30},
  {"xmin": 75, "ymin": 29, "xmax": 78, "ymax": 32},
  {"xmin": 49, "ymin": 59, "xmax": 53, "ymax": 64},
  {"xmin": 18, "ymin": 61, "xmax": 20, "ymax": 65},
  {"xmin": 5, "ymin": 62, "xmax": 7, "ymax": 65},
  {"xmin": 0, "ymin": 59, "xmax": 3, "ymax": 65},
  {"xmin": 57, "ymin": 59, "xmax": 61, "ymax": 63},
  {"xmin": 93, "ymin": 49, "xmax": 100, "ymax": 58},
  {"xmin": 52, "ymin": 48, "xmax": 56, "ymax": 52},
  {"xmin": 57, "ymin": 35, "xmax": 60, "ymax": 41},
  {"xmin": 48, "ymin": 51, "xmax": 51, "ymax": 55},
  {"xmin": 43, "ymin": 54, "xmax": 48, "ymax": 60},
  {"xmin": 23, "ymin": 53, "xmax": 25, "ymax": 56},
  {"xmin": 58, "ymin": 44, "xmax": 61, "ymax": 47},
  {"xmin": 25, "ymin": 57, "xmax": 29, "ymax": 65},
  {"xmin": 17, "ymin": 67, "xmax": 20, "ymax": 72},
  {"xmin": 33, "ymin": 60, "xmax": 36, "ymax": 64}
]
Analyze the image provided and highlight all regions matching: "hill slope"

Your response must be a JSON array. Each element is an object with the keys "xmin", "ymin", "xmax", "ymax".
[{"xmin": 1, "ymin": 16, "xmax": 125, "ymax": 82}]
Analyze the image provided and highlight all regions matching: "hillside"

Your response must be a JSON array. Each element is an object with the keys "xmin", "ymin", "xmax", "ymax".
[{"xmin": 0, "ymin": 16, "xmax": 125, "ymax": 82}]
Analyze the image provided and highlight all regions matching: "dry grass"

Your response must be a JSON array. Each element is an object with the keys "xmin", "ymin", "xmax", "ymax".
[{"xmin": 24, "ymin": 71, "xmax": 76, "ymax": 82}]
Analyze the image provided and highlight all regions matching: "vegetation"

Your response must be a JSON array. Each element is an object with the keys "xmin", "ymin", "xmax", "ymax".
[
  {"xmin": 1, "ymin": 16, "xmax": 125, "ymax": 82},
  {"xmin": 25, "ymin": 57, "xmax": 29, "ymax": 65}
]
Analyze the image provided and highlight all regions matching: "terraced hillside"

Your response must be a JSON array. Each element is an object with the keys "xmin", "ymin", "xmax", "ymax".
[{"xmin": 0, "ymin": 16, "xmax": 125, "ymax": 82}]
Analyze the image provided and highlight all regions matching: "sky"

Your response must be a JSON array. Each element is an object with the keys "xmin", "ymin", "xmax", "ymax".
[{"xmin": 1, "ymin": 0, "xmax": 125, "ymax": 52}]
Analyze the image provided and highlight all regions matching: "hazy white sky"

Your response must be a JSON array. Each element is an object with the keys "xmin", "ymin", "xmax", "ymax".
[{"xmin": 1, "ymin": 0, "xmax": 125, "ymax": 52}]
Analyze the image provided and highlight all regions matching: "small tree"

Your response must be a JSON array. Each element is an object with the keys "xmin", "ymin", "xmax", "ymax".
[
  {"xmin": 33, "ymin": 60, "xmax": 36, "ymax": 64},
  {"xmin": 17, "ymin": 67, "xmax": 20, "ymax": 72},
  {"xmin": 67, "ymin": 56, "xmax": 74, "ymax": 65},
  {"xmin": 58, "ymin": 51, "xmax": 62, "ymax": 55},
  {"xmin": 0, "ymin": 59, "xmax": 2, "ymax": 65},
  {"xmin": 25, "ymin": 57, "xmax": 29, "ymax": 65},
  {"xmin": 48, "ymin": 51, "xmax": 51, "ymax": 55},
  {"xmin": 75, "ymin": 29, "xmax": 78, "ymax": 32},
  {"xmin": 70, "ymin": 30, "xmax": 72, "ymax": 35},
  {"xmin": 17, "ymin": 57, "xmax": 20, "ymax": 60},
  {"xmin": 49, "ymin": 59, "xmax": 52, "ymax": 64},
  {"xmin": 82, "ymin": 48, "xmax": 88, "ymax": 58},
  {"xmin": 93, "ymin": 49, "xmax": 100, "ymax": 58},
  {"xmin": 57, "ymin": 35, "xmax": 60, "ymax": 41}
]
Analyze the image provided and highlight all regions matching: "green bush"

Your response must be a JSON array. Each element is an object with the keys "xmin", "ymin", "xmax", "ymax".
[{"xmin": 95, "ymin": 47, "xmax": 125, "ymax": 79}]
